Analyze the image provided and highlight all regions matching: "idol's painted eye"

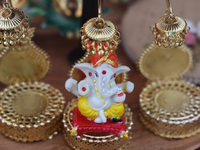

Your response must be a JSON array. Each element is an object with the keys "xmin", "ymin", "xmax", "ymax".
[
  {"xmin": 95, "ymin": 71, "xmax": 99, "ymax": 78},
  {"xmin": 110, "ymin": 74, "xmax": 116, "ymax": 80}
]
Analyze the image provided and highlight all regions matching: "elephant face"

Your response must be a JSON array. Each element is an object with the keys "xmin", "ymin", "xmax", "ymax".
[{"xmin": 75, "ymin": 63, "xmax": 130, "ymax": 99}]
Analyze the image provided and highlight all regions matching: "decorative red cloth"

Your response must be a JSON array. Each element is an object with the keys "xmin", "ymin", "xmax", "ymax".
[
  {"xmin": 86, "ymin": 41, "xmax": 118, "ymax": 68},
  {"xmin": 91, "ymin": 52, "xmax": 118, "ymax": 68},
  {"xmin": 72, "ymin": 106, "xmax": 126, "ymax": 137}
]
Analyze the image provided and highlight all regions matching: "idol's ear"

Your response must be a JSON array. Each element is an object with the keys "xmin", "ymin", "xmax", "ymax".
[
  {"xmin": 115, "ymin": 66, "xmax": 130, "ymax": 76},
  {"xmin": 75, "ymin": 63, "xmax": 95, "ymax": 78}
]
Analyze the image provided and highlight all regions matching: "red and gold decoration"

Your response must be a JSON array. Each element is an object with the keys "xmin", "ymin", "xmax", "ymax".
[
  {"xmin": 63, "ymin": 0, "xmax": 134, "ymax": 149},
  {"xmin": 80, "ymin": 17, "xmax": 120, "ymax": 56},
  {"xmin": 63, "ymin": 99, "xmax": 133, "ymax": 150}
]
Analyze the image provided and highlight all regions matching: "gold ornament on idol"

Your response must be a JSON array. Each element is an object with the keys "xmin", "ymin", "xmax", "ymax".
[{"xmin": 79, "ymin": 0, "xmax": 120, "ymax": 56}]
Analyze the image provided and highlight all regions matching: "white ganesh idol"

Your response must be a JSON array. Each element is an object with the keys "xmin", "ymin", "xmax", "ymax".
[{"xmin": 65, "ymin": 51, "xmax": 134, "ymax": 123}]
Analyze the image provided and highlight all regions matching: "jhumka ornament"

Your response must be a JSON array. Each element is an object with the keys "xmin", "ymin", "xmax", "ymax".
[
  {"xmin": 0, "ymin": 1, "xmax": 29, "ymax": 47},
  {"xmin": 138, "ymin": 1, "xmax": 200, "ymax": 139},
  {"xmin": 151, "ymin": 0, "xmax": 190, "ymax": 48},
  {"xmin": 63, "ymin": 0, "xmax": 134, "ymax": 149},
  {"xmin": 0, "ymin": 0, "xmax": 65, "ymax": 142}
]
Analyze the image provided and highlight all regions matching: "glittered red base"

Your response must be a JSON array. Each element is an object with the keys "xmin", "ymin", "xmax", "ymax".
[{"xmin": 73, "ymin": 106, "xmax": 126, "ymax": 136}]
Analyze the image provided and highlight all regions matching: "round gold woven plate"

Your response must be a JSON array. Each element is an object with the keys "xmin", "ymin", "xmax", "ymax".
[
  {"xmin": 63, "ymin": 99, "xmax": 133, "ymax": 150},
  {"xmin": 0, "ymin": 82, "xmax": 65, "ymax": 142},
  {"xmin": 138, "ymin": 43, "xmax": 193, "ymax": 80},
  {"xmin": 139, "ymin": 80, "xmax": 200, "ymax": 138},
  {"xmin": 0, "ymin": 41, "xmax": 50, "ymax": 85}
]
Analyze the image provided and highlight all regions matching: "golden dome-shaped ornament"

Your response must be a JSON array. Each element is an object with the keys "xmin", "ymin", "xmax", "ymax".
[
  {"xmin": 79, "ymin": 1, "xmax": 120, "ymax": 56},
  {"xmin": 0, "ymin": 1, "xmax": 29, "ymax": 46},
  {"xmin": 151, "ymin": 0, "xmax": 190, "ymax": 48}
]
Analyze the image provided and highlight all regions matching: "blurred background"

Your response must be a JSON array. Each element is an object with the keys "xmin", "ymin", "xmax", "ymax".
[{"xmin": 0, "ymin": 0, "xmax": 200, "ymax": 150}]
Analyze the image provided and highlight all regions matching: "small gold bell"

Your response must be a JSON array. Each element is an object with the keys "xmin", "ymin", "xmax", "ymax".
[{"xmin": 151, "ymin": 0, "xmax": 190, "ymax": 48}]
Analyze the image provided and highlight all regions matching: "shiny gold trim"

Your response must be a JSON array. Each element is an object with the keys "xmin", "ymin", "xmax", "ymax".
[
  {"xmin": 139, "ymin": 80, "xmax": 200, "ymax": 138},
  {"xmin": 122, "ymin": 131, "xmax": 129, "ymax": 140},
  {"xmin": 70, "ymin": 127, "xmax": 78, "ymax": 136},
  {"xmin": 94, "ymin": 84, "xmax": 105, "ymax": 104},
  {"xmin": 137, "ymin": 42, "xmax": 193, "ymax": 81},
  {"xmin": 63, "ymin": 99, "xmax": 133, "ymax": 149},
  {"xmin": 93, "ymin": 54, "xmax": 117, "ymax": 68},
  {"xmin": 123, "ymin": 83, "xmax": 126, "ymax": 92},
  {"xmin": 0, "ymin": 82, "xmax": 65, "ymax": 142}
]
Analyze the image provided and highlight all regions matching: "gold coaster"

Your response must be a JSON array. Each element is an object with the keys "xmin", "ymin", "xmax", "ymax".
[
  {"xmin": 140, "ymin": 80, "xmax": 200, "ymax": 138},
  {"xmin": 0, "ymin": 41, "xmax": 50, "ymax": 85},
  {"xmin": 0, "ymin": 82, "xmax": 65, "ymax": 142},
  {"xmin": 138, "ymin": 43, "xmax": 193, "ymax": 80},
  {"xmin": 63, "ymin": 99, "xmax": 133, "ymax": 150}
]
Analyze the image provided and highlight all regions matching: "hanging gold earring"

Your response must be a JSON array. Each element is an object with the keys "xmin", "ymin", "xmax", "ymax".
[{"xmin": 151, "ymin": 0, "xmax": 190, "ymax": 48}]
